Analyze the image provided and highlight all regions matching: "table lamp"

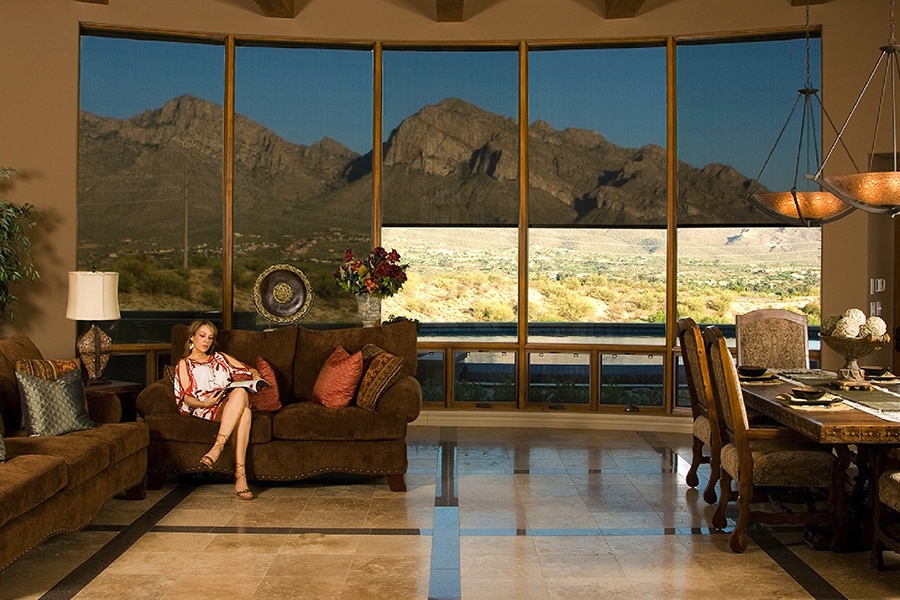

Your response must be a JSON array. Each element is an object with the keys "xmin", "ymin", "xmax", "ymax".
[{"xmin": 65, "ymin": 271, "xmax": 120, "ymax": 383}]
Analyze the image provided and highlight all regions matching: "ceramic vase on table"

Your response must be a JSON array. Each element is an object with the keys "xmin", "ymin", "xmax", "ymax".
[{"xmin": 355, "ymin": 293, "xmax": 382, "ymax": 327}]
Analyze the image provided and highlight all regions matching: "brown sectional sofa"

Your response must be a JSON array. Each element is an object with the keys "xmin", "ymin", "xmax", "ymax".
[
  {"xmin": 0, "ymin": 334, "xmax": 149, "ymax": 574},
  {"xmin": 136, "ymin": 319, "xmax": 422, "ymax": 492}
]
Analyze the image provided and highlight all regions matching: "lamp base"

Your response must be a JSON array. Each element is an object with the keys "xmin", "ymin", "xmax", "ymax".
[{"xmin": 78, "ymin": 323, "xmax": 112, "ymax": 381}]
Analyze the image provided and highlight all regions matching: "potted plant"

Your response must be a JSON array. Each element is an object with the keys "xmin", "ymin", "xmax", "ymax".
[
  {"xmin": 0, "ymin": 167, "xmax": 42, "ymax": 323},
  {"xmin": 334, "ymin": 246, "xmax": 408, "ymax": 326}
]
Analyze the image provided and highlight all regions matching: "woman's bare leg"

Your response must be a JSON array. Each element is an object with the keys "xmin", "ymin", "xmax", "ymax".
[
  {"xmin": 233, "ymin": 404, "xmax": 253, "ymax": 499},
  {"xmin": 202, "ymin": 390, "xmax": 250, "ymax": 466}
]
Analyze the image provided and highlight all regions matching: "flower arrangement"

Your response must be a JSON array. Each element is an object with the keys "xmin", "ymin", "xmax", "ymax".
[{"xmin": 334, "ymin": 246, "xmax": 408, "ymax": 298}]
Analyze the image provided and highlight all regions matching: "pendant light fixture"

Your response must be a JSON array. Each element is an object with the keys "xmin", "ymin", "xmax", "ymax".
[
  {"xmin": 811, "ymin": 0, "xmax": 900, "ymax": 217},
  {"xmin": 748, "ymin": 0, "xmax": 853, "ymax": 226}
]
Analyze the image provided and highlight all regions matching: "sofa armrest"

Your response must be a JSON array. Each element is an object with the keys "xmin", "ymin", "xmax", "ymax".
[
  {"xmin": 375, "ymin": 375, "xmax": 422, "ymax": 423},
  {"xmin": 86, "ymin": 390, "xmax": 122, "ymax": 423},
  {"xmin": 136, "ymin": 379, "xmax": 179, "ymax": 417}
]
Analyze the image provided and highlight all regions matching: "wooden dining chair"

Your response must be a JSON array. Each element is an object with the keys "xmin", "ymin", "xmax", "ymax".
[
  {"xmin": 872, "ymin": 469, "xmax": 900, "ymax": 569},
  {"xmin": 677, "ymin": 317, "xmax": 721, "ymax": 504},
  {"xmin": 703, "ymin": 325, "xmax": 842, "ymax": 553},
  {"xmin": 735, "ymin": 308, "xmax": 810, "ymax": 369}
]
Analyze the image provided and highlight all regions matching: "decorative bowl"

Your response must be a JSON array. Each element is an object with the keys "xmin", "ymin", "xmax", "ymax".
[
  {"xmin": 792, "ymin": 386, "xmax": 826, "ymax": 401},
  {"xmin": 819, "ymin": 333, "xmax": 891, "ymax": 383},
  {"xmin": 738, "ymin": 365, "xmax": 768, "ymax": 378}
]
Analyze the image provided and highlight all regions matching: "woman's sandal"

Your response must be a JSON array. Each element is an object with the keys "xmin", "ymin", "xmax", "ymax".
[
  {"xmin": 234, "ymin": 464, "xmax": 254, "ymax": 500},
  {"xmin": 200, "ymin": 433, "xmax": 228, "ymax": 469}
]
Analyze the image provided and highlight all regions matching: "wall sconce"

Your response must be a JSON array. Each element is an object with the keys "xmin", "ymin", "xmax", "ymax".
[{"xmin": 65, "ymin": 271, "xmax": 120, "ymax": 383}]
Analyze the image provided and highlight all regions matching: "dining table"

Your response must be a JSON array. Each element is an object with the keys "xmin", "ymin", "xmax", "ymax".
[{"xmin": 740, "ymin": 368, "xmax": 900, "ymax": 552}]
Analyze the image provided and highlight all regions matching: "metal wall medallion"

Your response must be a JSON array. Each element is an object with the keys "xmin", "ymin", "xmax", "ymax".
[{"xmin": 252, "ymin": 264, "xmax": 314, "ymax": 324}]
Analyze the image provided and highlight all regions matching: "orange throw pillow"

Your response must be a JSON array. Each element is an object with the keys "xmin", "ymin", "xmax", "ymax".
[
  {"xmin": 312, "ymin": 346, "xmax": 363, "ymax": 409},
  {"xmin": 249, "ymin": 356, "xmax": 282, "ymax": 412}
]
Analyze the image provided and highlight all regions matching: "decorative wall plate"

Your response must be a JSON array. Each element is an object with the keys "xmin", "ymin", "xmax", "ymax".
[{"xmin": 252, "ymin": 264, "xmax": 314, "ymax": 324}]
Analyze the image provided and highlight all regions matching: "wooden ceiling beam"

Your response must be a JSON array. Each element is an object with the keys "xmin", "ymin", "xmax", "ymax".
[
  {"xmin": 603, "ymin": 0, "xmax": 646, "ymax": 19},
  {"xmin": 436, "ymin": 0, "xmax": 465, "ymax": 22},
  {"xmin": 254, "ymin": 0, "xmax": 295, "ymax": 18}
]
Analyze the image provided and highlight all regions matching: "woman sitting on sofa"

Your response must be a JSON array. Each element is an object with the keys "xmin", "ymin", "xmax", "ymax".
[{"xmin": 174, "ymin": 319, "xmax": 259, "ymax": 500}]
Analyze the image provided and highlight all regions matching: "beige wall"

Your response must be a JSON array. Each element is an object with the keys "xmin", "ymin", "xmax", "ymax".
[{"xmin": 0, "ymin": 0, "xmax": 892, "ymax": 362}]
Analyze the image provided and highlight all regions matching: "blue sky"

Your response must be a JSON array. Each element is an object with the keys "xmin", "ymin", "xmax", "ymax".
[{"xmin": 80, "ymin": 35, "xmax": 820, "ymax": 190}]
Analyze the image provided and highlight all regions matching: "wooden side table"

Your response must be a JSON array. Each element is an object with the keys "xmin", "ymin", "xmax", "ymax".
[{"xmin": 86, "ymin": 380, "xmax": 144, "ymax": 421}]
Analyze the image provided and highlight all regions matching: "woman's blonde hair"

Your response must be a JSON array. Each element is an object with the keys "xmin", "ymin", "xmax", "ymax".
[{"xmin": 184, "ymin": 319, "xmax": 218, "ymax": 357}]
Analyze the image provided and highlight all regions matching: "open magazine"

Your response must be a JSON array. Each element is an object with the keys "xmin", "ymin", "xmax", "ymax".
[{"xmin": 225, "ymin": 378, "xmax": 271, "ymax": 393}]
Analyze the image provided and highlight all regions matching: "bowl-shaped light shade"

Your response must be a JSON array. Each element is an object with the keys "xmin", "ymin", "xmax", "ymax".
[
  {"xmin": 751, "ymin": 191, "xmax": 853, "ymax": 223},
  {"xmin": 66, "ymin": 271, "xmax": 120, "ymax": 321},
  {"xmin": 822, "ymin": 171, "xmax": 900, "ymax": 211}
]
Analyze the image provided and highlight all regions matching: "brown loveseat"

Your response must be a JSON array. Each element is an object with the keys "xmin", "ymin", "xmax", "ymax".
[
  {"xmin": 0, "ymin": 334, "xmax": 149, "ymax": 574},
  {"xmin": 136, "ymin": 320, "xmax": 422, "ymax": 492}
]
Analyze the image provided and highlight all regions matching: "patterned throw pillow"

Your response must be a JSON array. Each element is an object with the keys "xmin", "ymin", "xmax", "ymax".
[
  {"xmin": 356, "ymin": 344, "xmax": 405, "ymax": 411},
  {"xmin": 15, "ymin": 358, "xmax": 81, "ymax": 379},
  {"xmin": 249, "ymin": 356, "xmax": 282, "ymax": 412},
  {"xmin": 17, "ymin": 369, "xmax": 96, "ymax": 436},
  {"xmin": 163, "ymin": 364, "xmax": 177, "ymax": 386},
  {"xmin": 311, "ymin": 346, "xmax": 363, "ymax": 409}
]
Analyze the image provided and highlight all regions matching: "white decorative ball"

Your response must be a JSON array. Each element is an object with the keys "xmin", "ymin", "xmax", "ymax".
[
  {"xmin": 832, "ymin": 317, "xmax": 861, "ymax": 338},
  {"xmin": 842, "ymin": 308, "xmax": 867, "ymax": 327},
  {"xmin": 862, "ymin": 316, "xmax": 888, "ymax": 337}
]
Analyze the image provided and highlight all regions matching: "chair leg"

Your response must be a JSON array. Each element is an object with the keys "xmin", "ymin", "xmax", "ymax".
[
  {"xmin": 729, "ymin": 480, "xmax": 754, "ymax": 553},
  {"xmin": 703, "ymin": 449, "xmax": 720, "ymax": 505},
  {"xmin": 713, "ymin": 469, "xmax": 732, "ymax": 530},
  {"xmin": 686, "ymin": 435, "xmax": 705, "ymax": 488}
]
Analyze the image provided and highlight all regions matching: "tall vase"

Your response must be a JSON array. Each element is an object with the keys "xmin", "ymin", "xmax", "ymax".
[{"xmin": 355, "ymin": 293, "xmax": 382, "ymax": 327}]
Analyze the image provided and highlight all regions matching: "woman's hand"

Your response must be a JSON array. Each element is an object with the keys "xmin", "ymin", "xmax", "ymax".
[
  {"xmin": 249, "ymin": 368, "xmax": 261, "ymax": 380},
  {"xmin": 207, "ymin": 388, "xmax": 226, "ymax": 406}
]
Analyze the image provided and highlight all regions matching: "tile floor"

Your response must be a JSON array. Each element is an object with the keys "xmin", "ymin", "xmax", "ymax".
[{"xmin": 2, "ymin": 426, "xmax": 900, "ymax": 600}]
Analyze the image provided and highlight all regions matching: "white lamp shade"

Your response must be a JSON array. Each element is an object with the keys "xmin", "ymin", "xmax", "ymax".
[{"xmin": 66, "ymin": 271, "xmax": 121, "ymax": 321}]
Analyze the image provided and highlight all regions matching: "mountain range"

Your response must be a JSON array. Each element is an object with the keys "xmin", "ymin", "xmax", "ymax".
[{"xmin": 77, "ymin": 94, "xmax": 774, "ymax": 265}]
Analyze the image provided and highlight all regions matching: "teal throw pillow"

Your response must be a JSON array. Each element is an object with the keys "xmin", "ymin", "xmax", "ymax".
[{"xmin": 17, "ymin": 369, "xmax": 96, "ymax": 436}]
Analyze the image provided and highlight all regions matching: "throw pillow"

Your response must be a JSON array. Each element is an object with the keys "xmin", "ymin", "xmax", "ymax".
[
  {"xmin": 163, "ymin": 364, "xmax": 177, "ymax": 386},
  {"xmin": 356, "ymin": 344, "xmax": 405, "ymax": 411},
  {"xmin": 0, "ymin": 431, "xmax": 5, "ymax": 462},
  {"xmin": 15, "ymin": 358, "xmax": 81, "ymax": 380},
  {"xmin": 311, "ymin": 346, "xmax": 363, "ymax": 409},
  {"xmin": 17, "ymin": 369, "xmax": 96, "ymax": 436},
  {"xmin": 249, "ymin": 356, "xmax": 282, "ymax": 412}
]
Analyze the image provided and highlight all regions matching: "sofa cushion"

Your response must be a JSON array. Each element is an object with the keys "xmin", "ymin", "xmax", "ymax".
[
  {"xmin": 0, "ymin": 333, "xmax": 44, "ymax": 435},
  {"xmin": 0, "ymin": 454, "xmax": 68, "ymax": 529},
  {"xmin": 312, "ymin": 347, "xmax": 363, "ymax": 409},
  {"xmin": 77, "ymin": 422, "xmax": 150, "ymax": 464},
  {"xmin": 4, "ymin": 431, "xmax": 111, "ymax": 489},
  {"xmin": 250, "ymin": 356, "xmax": 282, "ymax": 412},
  {"xmin": 171, "ymin": 324, "xmax": 298, "ymax": 403},
  {"xmin": 273, "ymin": 402, "xmax": 408, "ymax": 441},
  {"xmin": 17, "ymin": 370, "xmax": 97, "ymax": 437},
  {"xmin": 144, "ymin": 412, "xmax": 273, "ymax": 445},
  {"xmin": 357, "ymin": 345, "xmax": 405, "ymax": 411},
  {"xmin": 294, "ymin": 320, "xmax": 418, "ymax": 402}
]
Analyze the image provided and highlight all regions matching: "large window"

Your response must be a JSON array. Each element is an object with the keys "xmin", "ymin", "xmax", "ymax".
[
  {"xmin": 234, "ymin": 44, "xmax": 373, "ymax": 326},
  {"xmin": 528, "ymin": 46, "xmax": 668, "ymax": 343},
  {"xmin": 78, "ymin": 35, "xmax": 225, "ymax": 342},
  {"xmin": 78, "ymin": 31, "xmax": 823, "ymax": 410},
  {"xmin": 676, "ymin": 37, "xmax": 823, "ymax": 326},
  {"xmin": 381, "ymin": 49, "xmax": 520, "ymax": 332}
]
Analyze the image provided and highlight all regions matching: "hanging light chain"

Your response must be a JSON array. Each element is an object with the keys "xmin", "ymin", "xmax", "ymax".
[{"xmin": 805, "ymin": 0, "xmax": 812, "ymax": 88}]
